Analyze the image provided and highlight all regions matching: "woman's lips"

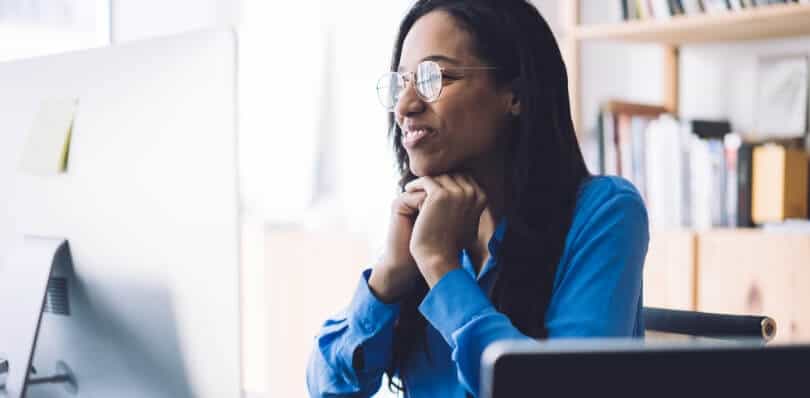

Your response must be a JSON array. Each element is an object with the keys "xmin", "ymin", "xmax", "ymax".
[{"xmin": 402, "ymin": 128, "xmax": 435, "ymax": 149}]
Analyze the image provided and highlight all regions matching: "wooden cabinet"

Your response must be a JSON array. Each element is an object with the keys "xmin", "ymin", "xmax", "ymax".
[
  {"xmin": 696, "ymin": 230, "xmax": 810, "ymax": 343},
  {"xmin": 696, "ymin": 230, "xmax": 792, "ymax": 341},
  {"xmin": 644, "ymin": 228, "xmax": 810, "ymax": 342},
  {"xmin": 643, "ymin": 229, "xmax": 696, "ymax": 311}
]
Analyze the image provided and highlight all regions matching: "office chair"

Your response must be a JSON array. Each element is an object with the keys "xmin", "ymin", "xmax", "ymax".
[{"xmin": 642, "ymin": 307, "xmax": 777, "ymax": 342}]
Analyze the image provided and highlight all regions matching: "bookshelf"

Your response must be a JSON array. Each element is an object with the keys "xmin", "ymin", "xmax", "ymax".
[
  {"xmin": 573, "ymin": 2, "xmax": 810, "ymax": 45},
  {"xmin": 562, "ymin": 0, "xmax": 810, "ymax": 134},
  {"xmin": 561, "ymin": 1, "xmax": 810, "ymax": 342}
]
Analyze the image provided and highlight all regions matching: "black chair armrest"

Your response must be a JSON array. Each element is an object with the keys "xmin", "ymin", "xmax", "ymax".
[{"xmin": 643, "ymin": 307, "xmax": 776, "ymax": 342}]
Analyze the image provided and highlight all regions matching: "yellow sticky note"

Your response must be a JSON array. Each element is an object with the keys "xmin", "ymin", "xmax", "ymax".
[{"xmin": 19, "ymin": 98, "xmax": 78, "ymax": 175}]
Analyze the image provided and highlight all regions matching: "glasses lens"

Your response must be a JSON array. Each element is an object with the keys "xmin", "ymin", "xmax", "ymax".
[
  {"xmin": 377, "ymin": 72, "xmax": 401, "ymax": 110},
  {"xmin": 416, "ymin": 61, "xmax": 442, "ymax": 102}
]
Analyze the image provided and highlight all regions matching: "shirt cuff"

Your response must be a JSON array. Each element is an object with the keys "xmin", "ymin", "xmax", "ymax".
[
  {"xmin": 418, "ymin": 268, "xmax": 496, "ymax": 347},
  {"xmin": 348, "ymin": 269, "xmax": 401, "ymax": 332},
  {"xmin": 343, "ymin": 269, "xmax": 401, "ymax": 371}
]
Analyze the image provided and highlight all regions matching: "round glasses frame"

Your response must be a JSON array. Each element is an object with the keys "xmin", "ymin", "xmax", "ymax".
[{"xmin": 376, "ymin": 60, "xmax": 497, "ymax": 112}]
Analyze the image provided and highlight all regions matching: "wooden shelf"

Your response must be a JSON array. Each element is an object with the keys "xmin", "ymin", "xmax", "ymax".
[{"xmin": 573, "ymin": 3, "xmax": 810, "ymax": 45}]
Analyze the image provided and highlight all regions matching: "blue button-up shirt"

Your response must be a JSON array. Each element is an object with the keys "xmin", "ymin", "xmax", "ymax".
[{"xmin": 307, "ymin": 176, "xmax": 649, "ymax": 397}]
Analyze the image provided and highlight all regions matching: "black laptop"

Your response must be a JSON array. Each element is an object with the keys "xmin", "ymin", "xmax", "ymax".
[{"xmin": 481, "ymin": 338, "xmax": 810, "ymax": 398}]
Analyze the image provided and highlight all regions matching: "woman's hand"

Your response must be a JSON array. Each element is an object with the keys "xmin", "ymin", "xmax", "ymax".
[
  {"xmin": 405, "ymin": 174, "xmax": 488, "ymax": 287},
  {"xmin": 368, "ymin": 190, "xmax": 427, "ymax": 303}
]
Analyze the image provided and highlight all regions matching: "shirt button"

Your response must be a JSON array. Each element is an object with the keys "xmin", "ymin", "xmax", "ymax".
[{"xmin": 360, "ymin": 319, "xmax": 371, "ymax": 333}]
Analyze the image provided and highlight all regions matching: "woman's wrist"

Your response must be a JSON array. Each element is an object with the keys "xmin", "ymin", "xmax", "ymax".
[
  {"xmin": 368, "ymin": 263, "xmax": 415, "ymax": 304},
  {"xmin": 416, "ymin": 256, "xmax": 461, "ymax": 288}
]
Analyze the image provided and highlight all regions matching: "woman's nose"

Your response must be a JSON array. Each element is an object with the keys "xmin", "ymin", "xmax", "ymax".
[{"xmin": 394, "ymin": 80, "xmax": 426, "ymax": 118}]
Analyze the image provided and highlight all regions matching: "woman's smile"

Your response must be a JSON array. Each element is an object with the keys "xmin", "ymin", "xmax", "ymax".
[{"xmin": 402, "ymin": 127, "xmax": 437, "ymax": 148}]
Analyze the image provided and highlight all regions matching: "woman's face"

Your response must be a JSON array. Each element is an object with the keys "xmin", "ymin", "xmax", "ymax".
[{"xmin": 396, "ymin": 10, "xmax": 516, "ymax": 177}]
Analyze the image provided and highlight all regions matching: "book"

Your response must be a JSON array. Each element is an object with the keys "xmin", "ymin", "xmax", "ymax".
[
  {"xmin": 584, "ymin": 114, "xmax": 602, "ymax": 174},
  {"xmin": 669, "ymin": 0, "xmax": 686, "ymax": 14},
  {"xmin": 751, "ymin": 144, "xmax": 809, "ymax": 223},
  {"xmin": 724, "ymin": 134, "xmax": 742, "ymax": 227},
  {"xmin": 639, "ymin": 0, "xmax": 655, "ymax": 18},
  {"xmin": 592, "ymin": 108, "xmax": 777, "ymax": 230},
  {"xmin": 703, "ymin": 0, "xmax": 731, "ymax": 12},
  {"xmin": 691, "ymin": 119, "xmax": 732, "ymax": 140},
  {"xmin": 646, "ymin": 115, "xmax": 685, "ymax": 227},
  {"xmin": 602, "ymin": 111, "xmax": 618, "ymax": 175},
  {"xmin": 618, "ymin": 113, "xmax": 634, "ymax": 178},
  {"xmin": 737, "ymin": 142, "xmax": 756, "ymax": 227},
  {"xmin": 599, "ymin": 100, "xmax": 668, "ymax": 177},
  {"xmin": 729, "ymin": 0, "xmax": 745, "ymax": 9},
  {"xmin": 628, "ymin": 0, "xmax": 640, "ymax": 19},
  {"xmin": 708, "ymin": 139, "xmax": 728, "ymax": 226},
  {"xmin": 682, "ymin": 0, "xmax": 705, "ymax": 13},
  {"xmin": 631, "ymin": 116, "xmax": 650, "ymax": 199},
  {"xmin": 596, "ymin": 101, "xmax": 709, "ymax": 228},
  {"xmin": 679, "ymin": 125, "xmax": 693, "ymax": 227},
  {"xmin": 689, "ymin": 134, "xmax": 712, "ymax": 229},
  {"xmin": 610, "ymin": 0, "xmax": 627, "ymax": 22},
  {"xmin": 652, "ymin": 0, "xmax": 674, "ymax": 18},
  {"xmin": 606, "ymin": 111, "xmax": 619, "ymax": 176}
]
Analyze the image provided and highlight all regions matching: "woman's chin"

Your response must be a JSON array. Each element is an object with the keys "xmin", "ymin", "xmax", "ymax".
[{"xmin": 409, "ymin": 161, "xmax": 452, "ymax": 177}]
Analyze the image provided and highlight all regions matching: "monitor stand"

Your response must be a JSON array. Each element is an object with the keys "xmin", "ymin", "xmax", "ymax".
[{"xmin": 0, "ymin": 237, "xmax": 78, "ymax": 398}]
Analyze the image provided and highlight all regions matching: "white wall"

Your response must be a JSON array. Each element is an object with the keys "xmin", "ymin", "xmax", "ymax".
[
  {"xmin": 0, "ymin": 0, "xmax": 110, "ymax": 62},
  {"xmin": 111, "ymin": 0, "xmax": 237, "ymax": 42},
  {"xmin": 679, "ymin": 38, "xmax": 810, "ymax": 132}
]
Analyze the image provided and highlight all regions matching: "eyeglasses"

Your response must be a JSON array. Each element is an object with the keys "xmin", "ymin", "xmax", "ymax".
[{"xmin": 376, "ymin": 60, "xmax": 496, "ymax": 112}]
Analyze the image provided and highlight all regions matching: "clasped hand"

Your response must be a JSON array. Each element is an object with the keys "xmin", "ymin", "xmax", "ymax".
[
  {"xmin": 369, "ymin": 173, "xmax": 488, "ymax": 302},
  {"xmin": 405, "ymin": 174, "xmax": 488, "ymax": 286}
]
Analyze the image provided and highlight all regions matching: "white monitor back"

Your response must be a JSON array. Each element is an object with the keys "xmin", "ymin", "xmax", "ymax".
[{"xmin": 0, "ymin": 29, "xmax": 240, "ymax": 397}]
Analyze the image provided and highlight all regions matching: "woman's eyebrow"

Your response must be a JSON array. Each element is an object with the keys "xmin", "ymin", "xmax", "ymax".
[{"xmin": 397, "ymin": 54, "xmax": 462, "ymax": 72}]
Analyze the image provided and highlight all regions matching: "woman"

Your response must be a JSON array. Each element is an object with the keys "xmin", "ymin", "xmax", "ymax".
[{"xmin": 307, "ymin": 1, "xmax": 648, "ymax": 397}]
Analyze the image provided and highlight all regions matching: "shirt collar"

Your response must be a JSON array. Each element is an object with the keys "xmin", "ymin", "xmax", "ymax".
[
  {"xmin": 461, "ymin": 217, "xmax": 507, "ymax": 281},
  {"xmin": 488, "ymin": 217, "xmax": 507, "ymax": 258}
]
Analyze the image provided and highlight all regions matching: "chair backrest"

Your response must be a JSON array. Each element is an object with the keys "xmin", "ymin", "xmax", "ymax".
[{"xmin": 642, "ymin": 307, "xmax": 776, "ymax": 342}]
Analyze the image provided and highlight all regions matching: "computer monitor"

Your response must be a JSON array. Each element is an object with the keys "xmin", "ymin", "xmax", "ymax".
[
  {"xmin": 481, "ymin": 338, "xmax": 810, "ymax": 398},
  {"xmin": 0, "ymin": 29, "xmax": 241, "ymax": 397}
]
